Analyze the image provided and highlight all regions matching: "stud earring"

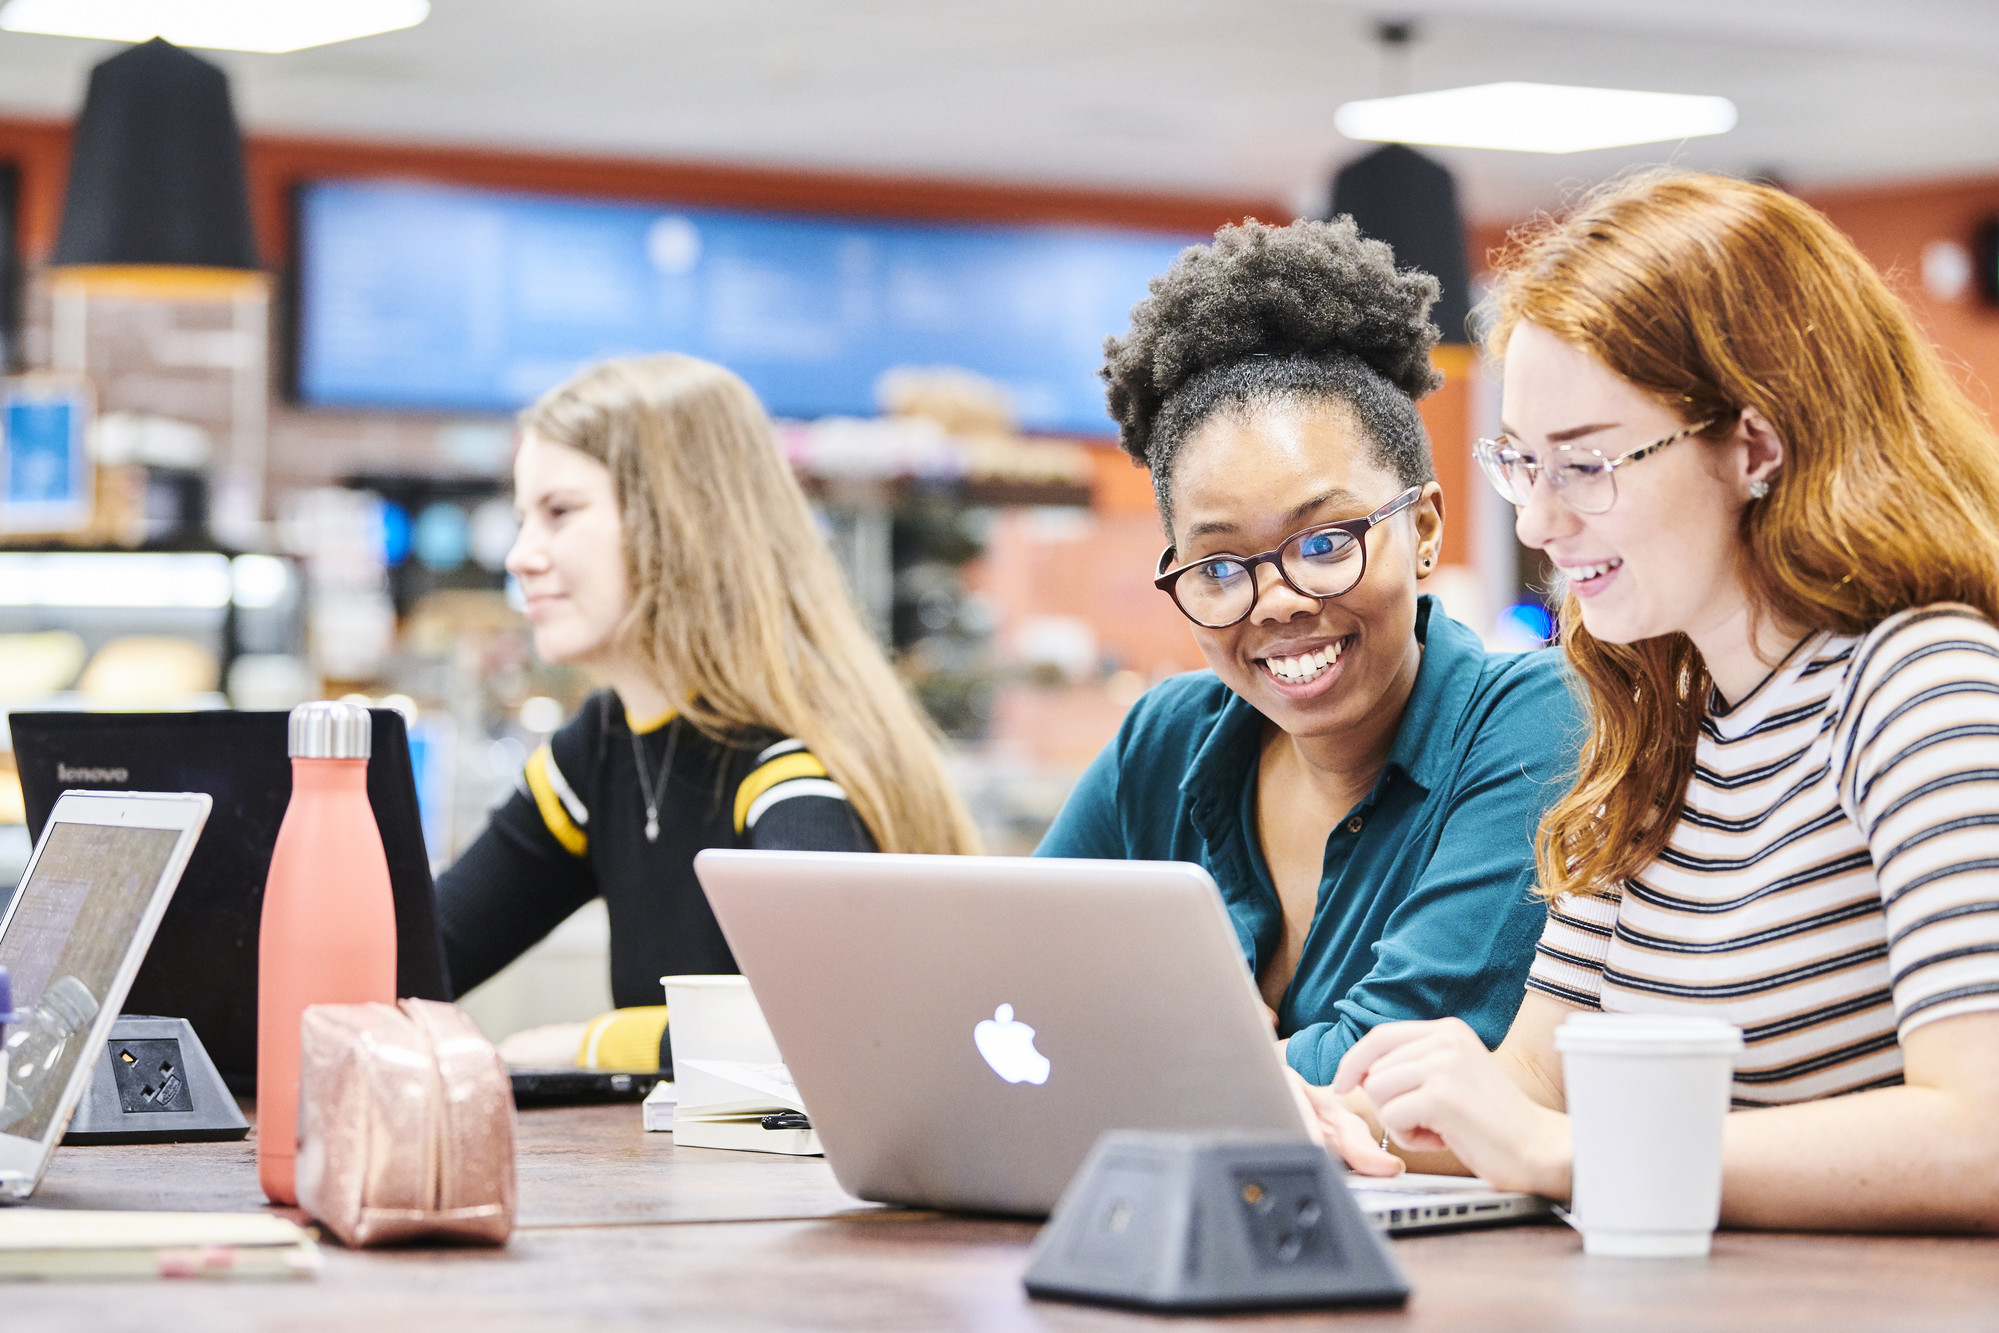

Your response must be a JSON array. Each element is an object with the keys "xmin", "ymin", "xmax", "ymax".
[{"xmin": 1749, "ymin": 479, "xmax": 1771, "ymax": 500}]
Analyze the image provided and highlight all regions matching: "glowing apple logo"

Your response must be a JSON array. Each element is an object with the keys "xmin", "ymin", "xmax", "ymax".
[{"xmin": 973, "ymin": 1003, "xmax": 1051, "ymax": 1085}]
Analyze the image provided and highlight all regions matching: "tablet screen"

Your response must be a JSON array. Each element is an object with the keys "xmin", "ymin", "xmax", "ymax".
[{"xmin": 0, "ymin": 821, "xmax": 182, "ymax": 1143}]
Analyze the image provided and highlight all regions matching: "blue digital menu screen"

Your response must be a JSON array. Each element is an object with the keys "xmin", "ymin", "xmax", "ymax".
[{"xmin": 293, "ymin": 180, "xmax": 1202, "ymax": 435}]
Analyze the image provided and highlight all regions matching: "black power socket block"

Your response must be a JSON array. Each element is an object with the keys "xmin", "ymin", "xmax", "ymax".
[
  {"xmin": 109, "ymin": 1037, "xmax": 195, "ymax": 1114},
  {"xmin": 1024, "ymin": 1131, "xmax": 1408, "ymax": 1312},
  {"xmin": 65, "ymin": 1016, "xmax": 247, "ymax": 1144}
]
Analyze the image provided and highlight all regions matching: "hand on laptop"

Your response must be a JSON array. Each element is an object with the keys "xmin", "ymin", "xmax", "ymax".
[
  {"xmin": 1284, "ymin": 1067, "xmax": 1402, "ymax": 1176},
  {"xmin": 1331, "ymin": 1017, "xmax": 1571, "ymax": 1198}
]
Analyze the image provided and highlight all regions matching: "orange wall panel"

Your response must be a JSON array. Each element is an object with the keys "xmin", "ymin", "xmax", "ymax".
[
  {"xmin": 1418, "ymin": 344, "xmax": 1477, "ymax": 567},
  {"xmin": 1089, "ymin": 443, "xmax": 1158, "ymax": 518},
  {"xmin": 1802, "ymin": 177, "xmax": 1999, "ymax": 420},
  {"xmin": 965, "ymin": 507, "xmax": 1205, "ymax": 681},
  {"xmin": 0, "ymin": 117, "xmax": 74, "ymax": 257}
]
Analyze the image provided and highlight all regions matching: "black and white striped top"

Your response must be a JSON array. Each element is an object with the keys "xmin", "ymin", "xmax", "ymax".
[{"xmin": 1527, "ymin": 606, "xmax": 1999, "ymax": 1106}]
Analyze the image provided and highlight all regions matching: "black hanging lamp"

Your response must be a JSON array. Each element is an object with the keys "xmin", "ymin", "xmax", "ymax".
[
  {"xmin": 1330, "ymin": 143, "xmax": 1470, "ymax": 343},
  {"xmin": 1328, "ymin": 21, "xmax": 1469, "ymax": 343},
  {"xmin": 52, "ymin": 37, "xmax": 259, "ymax": 270}
]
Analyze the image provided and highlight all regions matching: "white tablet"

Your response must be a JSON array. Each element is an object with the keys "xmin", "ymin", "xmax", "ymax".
[{"xmin": 0, "ymin": 790, "xmax": 210, "ymax": 1200}]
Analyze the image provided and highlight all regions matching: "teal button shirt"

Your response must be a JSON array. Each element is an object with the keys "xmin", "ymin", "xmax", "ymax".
[{"xmin": 1036, "ymin": 596, "xmax": 1582, "ymax": 1085}]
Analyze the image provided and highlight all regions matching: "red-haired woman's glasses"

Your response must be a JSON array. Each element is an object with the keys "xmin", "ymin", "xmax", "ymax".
[
  {"xmin": 1473, "ymin": 419, "xmax": 1717, "ymax": 516},
  {"xmin": 1153, "ymin": 486, "xmax": 1423, "ymax": 629}
]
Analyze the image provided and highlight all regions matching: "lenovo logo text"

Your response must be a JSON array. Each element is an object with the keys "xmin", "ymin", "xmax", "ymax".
[{"xmin": 57, "ymin": 763, "xmax": 129, "ymax": 784}]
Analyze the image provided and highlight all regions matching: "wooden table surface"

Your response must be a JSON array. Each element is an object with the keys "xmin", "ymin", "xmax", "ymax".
[{"xmin": 16, "ymin": 1104, "xmax": 1999, "ymax": 1332}]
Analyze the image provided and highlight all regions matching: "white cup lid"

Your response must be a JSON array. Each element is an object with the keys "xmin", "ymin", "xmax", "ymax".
[
  {"xmin": 1554, "ymin": 1011, "xmax": 1744, "ymax": 1057},
  {"xmin": 659, "ymin": 974, "xmax": 750, "ymax": 990}
]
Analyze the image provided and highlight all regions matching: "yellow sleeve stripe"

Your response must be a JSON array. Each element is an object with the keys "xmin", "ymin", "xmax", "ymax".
[
  {"xmin": 734, "ymin": 750, "xmax": 830, "ymax": 834},
  {"xmin": 580, "ymin": 1005, "xmax": 670, "ymax": 1072},
  {"xmin": 524, "ymin": 745, "xmax": 588, "ymax": 857}
]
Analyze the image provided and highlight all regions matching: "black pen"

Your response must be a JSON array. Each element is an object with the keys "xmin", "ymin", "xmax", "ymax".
[{"xmin": 760, "ymin": 1111, "xmax": 811, "ymax": 1131}]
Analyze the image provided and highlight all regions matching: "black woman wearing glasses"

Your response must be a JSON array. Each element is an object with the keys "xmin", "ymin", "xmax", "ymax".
[{"xmin": 1037, "ymin": 220, "xmax": 1581, "ymax": 1145}]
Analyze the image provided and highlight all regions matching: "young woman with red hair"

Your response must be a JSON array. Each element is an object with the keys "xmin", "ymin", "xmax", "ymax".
[{"xmin": 1306, "ymin": 171, "xmax": 1999, "ymax": 1232}]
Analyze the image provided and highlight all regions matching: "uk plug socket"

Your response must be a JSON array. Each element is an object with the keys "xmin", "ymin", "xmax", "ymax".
[
  {"xmin": 1234, "ymin": 1167, "xmax": 1334, "ymax": 1269},
  {"xmin": 109, "ymin": 1038, "xmax": 194, "ymax": 1113}
]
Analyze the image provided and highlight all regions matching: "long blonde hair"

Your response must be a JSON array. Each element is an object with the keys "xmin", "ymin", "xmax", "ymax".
[
  {"xmin": 521, "ymin": 354, "xmax": 981, "ymax": 855},
  {"xmin": 1486, "ymin": 170, "xmax": 1999, "ymax": 901}
]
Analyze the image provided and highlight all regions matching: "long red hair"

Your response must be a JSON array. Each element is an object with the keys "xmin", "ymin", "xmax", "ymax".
[{"xmin": 1487, "ymin": 170, "xmax": 1999, "ymax": 900}]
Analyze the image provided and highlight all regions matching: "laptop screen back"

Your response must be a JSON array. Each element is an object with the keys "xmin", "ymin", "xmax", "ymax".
[
  {"xmin": 0, "ymin": 821, "xmax": 182, "ymax": 1142},
  {"xmin": 8, "ymin": 709, "xmax": 450, "ymax": 1089}
]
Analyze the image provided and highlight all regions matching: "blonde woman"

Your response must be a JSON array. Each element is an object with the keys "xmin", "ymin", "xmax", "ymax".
[
  {"xmin": 438, "ymin": 354, "xmax": 978, "ymax": 1069},
  {"xmin": 1306, "ymin": 172, "xmax": 1999, "ymax": 1232}
]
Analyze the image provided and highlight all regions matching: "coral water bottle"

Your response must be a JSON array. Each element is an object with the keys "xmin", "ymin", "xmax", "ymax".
[{"xmin": 257, "ymin": 701, "xmax": 397, "ymax": 1204}]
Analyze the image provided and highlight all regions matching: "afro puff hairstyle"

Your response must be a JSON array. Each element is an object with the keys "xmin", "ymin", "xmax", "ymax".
[{"xmin": 1101, "ymin": 216, "xmax": 1444, "ymax": 528}]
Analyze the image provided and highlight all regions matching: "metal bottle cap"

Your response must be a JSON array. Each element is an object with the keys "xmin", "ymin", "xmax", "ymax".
[{"xmin": 288, "ymin": 700, "xmax": 373, "ymax": 760}]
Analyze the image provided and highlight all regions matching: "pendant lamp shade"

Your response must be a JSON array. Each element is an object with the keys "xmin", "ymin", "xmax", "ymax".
[
  {"xmin": 52, "ymin": 38, "xmax": 259, "ymax": 270},
  {"xmin": 1330, "ymin": 144, "xmax": 1469, "ymax": 343}
]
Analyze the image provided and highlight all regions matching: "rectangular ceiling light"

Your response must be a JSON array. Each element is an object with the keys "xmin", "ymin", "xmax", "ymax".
[
  {"xmin": 1335, "ymin": 82, "xmax": 1737, "ymax": 154},
  {"xmin": 0, "ymin": 0, "xmax": 428, "ymax": 53}
]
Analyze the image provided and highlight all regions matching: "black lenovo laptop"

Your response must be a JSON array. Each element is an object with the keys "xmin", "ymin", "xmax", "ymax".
[{"xmin": 11, "ymin": 709, "xmax": 452, "ymax": 1092}]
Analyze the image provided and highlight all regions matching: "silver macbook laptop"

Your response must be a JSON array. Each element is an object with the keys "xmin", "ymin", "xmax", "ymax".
[
  {"xmin": 0, "ymin": 790, "xmax": 211, "ymax": 1200},
  {"xmin": 694, "ymin": 849, "xmax": 1547, "ymax": 1231}
]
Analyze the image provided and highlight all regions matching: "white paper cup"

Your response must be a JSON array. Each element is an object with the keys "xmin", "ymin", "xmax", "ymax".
[
  {"xmin": 659, "ymin": 974, "xmax": 783, "ymax": 1064},
  {"xmin": 1555, "ymin": 1012, "xmax": 1743, "ymax": 1258}
]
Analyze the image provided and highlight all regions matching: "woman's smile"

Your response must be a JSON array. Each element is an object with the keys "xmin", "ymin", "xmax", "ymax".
[
  {"xmin": 1554, "ymin": 557, "xmax": 1623, "ymax": 599},
  {"xmin": 519, "ymin": 588, "xmax": 566, "ymax": 616},
  {"xmin": 1254, "ymin": 633, "xmax": 1355, "ymax": 696}
]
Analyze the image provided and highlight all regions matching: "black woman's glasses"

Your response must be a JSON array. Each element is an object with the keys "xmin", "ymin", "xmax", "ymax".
[{"xmin": 1153, "ymin": 486, "xmax": 1424, "ymax": 629}]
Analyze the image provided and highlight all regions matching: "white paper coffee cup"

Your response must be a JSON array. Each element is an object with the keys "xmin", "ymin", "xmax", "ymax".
[
  {"xmin": 1555, "ymin": 1012, "xmax": 1743, "ymax": 1258},
  {"xmin": 659, "ymin": 974, "xmax": 782, "ymax": 1064}
]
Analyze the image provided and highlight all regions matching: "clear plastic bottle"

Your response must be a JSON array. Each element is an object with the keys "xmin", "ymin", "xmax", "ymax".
[
  {"xmin": 257, "ymin": 701, "xmax": 397, "ymax": 1204},
  {"xmin": 0, "ymin": 974, "xmax": 99, "ymax": 1133}
]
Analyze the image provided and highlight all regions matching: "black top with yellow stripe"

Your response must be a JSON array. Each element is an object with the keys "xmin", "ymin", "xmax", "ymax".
[{"xmin": 435, "ymin": 689, "xmax": 875, "ymax": 1007}]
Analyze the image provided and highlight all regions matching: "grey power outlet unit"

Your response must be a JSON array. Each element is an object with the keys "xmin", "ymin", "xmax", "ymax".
[
  {"xmin": 1023, "ymin": 1131, "xmax": 1409, "ymax": 1312},
  {"xmin": 64, "ymin": 1016, "xmax": 248, "ymax": 1145}
]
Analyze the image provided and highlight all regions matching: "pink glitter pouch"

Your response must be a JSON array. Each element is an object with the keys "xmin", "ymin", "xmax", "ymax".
[{"xmin": 293, "ymin": 998, "xmax": 516, "ymax": 1247}]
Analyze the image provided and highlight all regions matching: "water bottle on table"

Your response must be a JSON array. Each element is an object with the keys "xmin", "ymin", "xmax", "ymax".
[{"xmin": 257, "ymin": 701, "xmax": 397, "ymax": 1204}]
